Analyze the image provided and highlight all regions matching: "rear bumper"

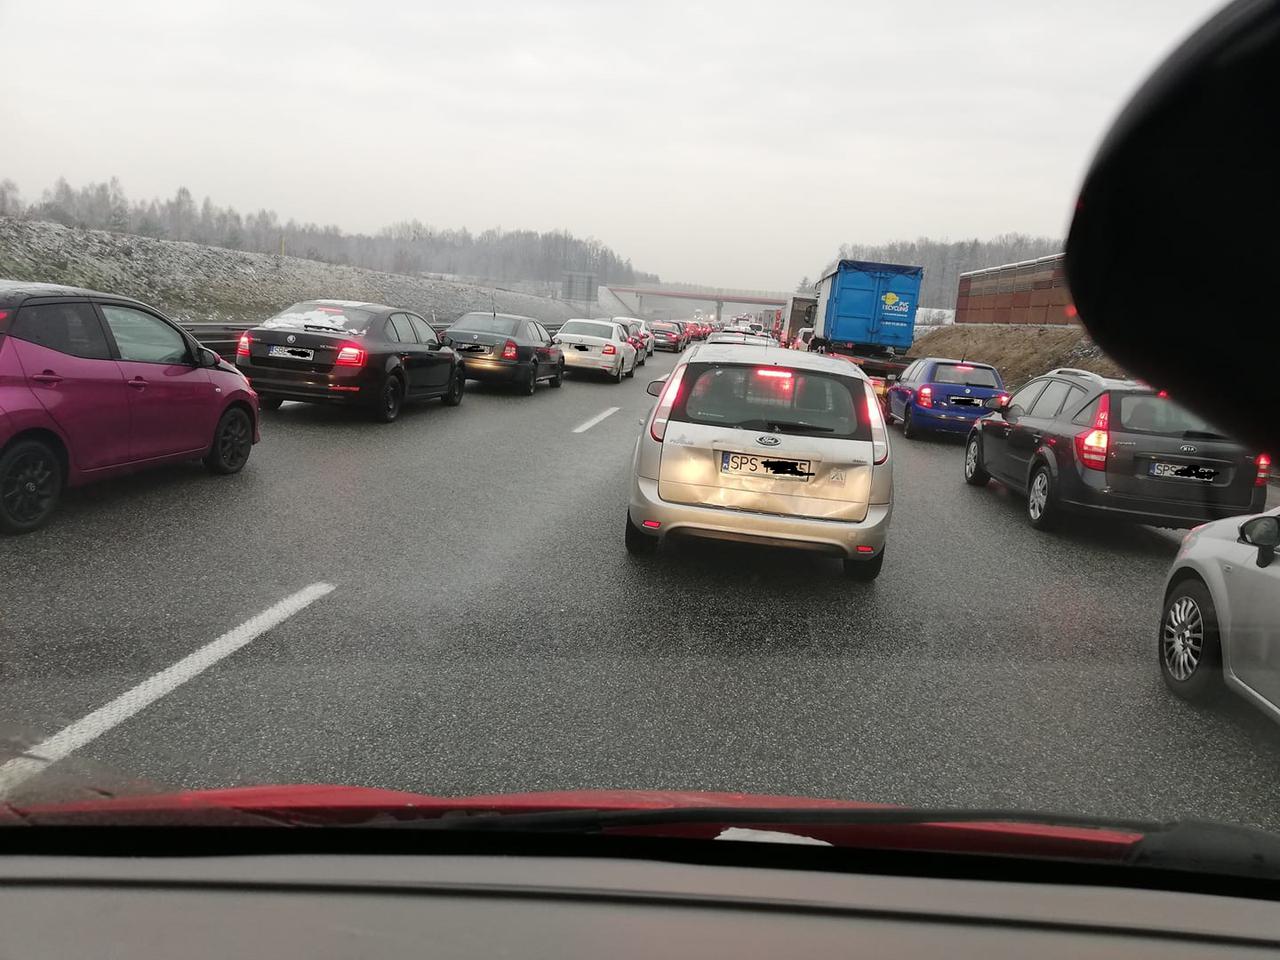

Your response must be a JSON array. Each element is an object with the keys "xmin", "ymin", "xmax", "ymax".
[
  {"xmin": 237, "ymin": 363, "xmax": 372, "ymax": 403},
  {"xmin": 629, "ymin": 475, "xmax": 891, "ymax": 558},
  {"xmin": 459, "ymin": 357, "xmax": 524, "ymax": 382},
  {"xmin": 654, "ymin": 340, "xmax": 682, "ymax": 351},
  {"xmin": 564, "ymin": 351, "xmax": 621, "ymax": 373},
  {"xmin": 911, "ymin": 405, "xmax": 983, "ymax": 432},
  {"xmin": 1060, "ymin": 484, "xmax": 1268, "ymax": 529}
]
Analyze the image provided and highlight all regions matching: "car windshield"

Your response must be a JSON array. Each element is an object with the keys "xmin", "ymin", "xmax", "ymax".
[
  {"xmin": 559, "ymin": 320, "xmax": 615, "ymax": 339},
  {"xmin": 931, "ymin": 363, "xmax": 1000, "ymax": 387},
  {"xmin": 449, "ymin": 314, "xmax": 521, "ymax": 335},
  {"xmin": 261, "ymin": 301, "xmax": 374, "ymax": 333},
  {"xmin": 5, "ymin": 0, "xmax": 1280, "ymax": 903}
]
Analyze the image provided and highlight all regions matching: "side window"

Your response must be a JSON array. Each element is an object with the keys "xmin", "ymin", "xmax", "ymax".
[
  {"xmin": 535, "ymin": 323, "xmax": 551, "ymax": 343},
  {"xmin": 1060, "ymin": 385, "xmax": 1088, "ymax": 421},
  {"xmin": 1028, "ymin": 380, "xmax": 1073, "ymax": 418},
  {"xmin": 10, "ymin": 303, "xmax": 112, "ymax": 360},
  {"xmin": 389, "ymin": 313, "xmax": 416, "ymax": 343},
  {"xmin": 409, "ymin": 316, "xmax": 437, "ymax": 344},
  {"xmin": 100, "ymin": 305, "xmax": 190, "ymax": 364},
  {"xmin": 382, "ymin": 317, "xmax": 400, "ymax": 342},
  {"xmin": 1072, "ymin": 394, "xmax": 1104, "ymax": 426},
  {"xmin": 1007, "ymin": 380, "xmax": 1047, "ymax": 417},
  {"xmin": 900, "ymin": 361, "xmax": 920, "ymax": 382}
]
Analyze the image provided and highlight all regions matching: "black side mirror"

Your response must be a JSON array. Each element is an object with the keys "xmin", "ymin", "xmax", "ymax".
[
  {"xmin": 646, "ymin": 377, "xmax": 667, "ymax": 398},
  {"xmin": 196, "ymin": 346, "xmax": 220, "ymax": 368},
  {"xmin": 1065, "ymin": 0, "xmax": 1280, "ymax": 454},
  {"xmin": 1240, "ymin": 516, "xmax": 1279, "ymax": 568},
  {"xmin": 983, "ymin": 395, "xmax": 1007, "ymax": 411}
]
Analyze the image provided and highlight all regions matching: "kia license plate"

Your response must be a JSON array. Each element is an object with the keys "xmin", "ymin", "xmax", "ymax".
[
  {"xmin": 268, "ymin": 345, "xmax": 314, "ymax": 361},
  {"xmin": 720, "ymin": 451, "xmax": 812, "ymax": 481},
  {"xmin": 1150, "ymin": 461, "xmax": 1215, "ymax": 481}
]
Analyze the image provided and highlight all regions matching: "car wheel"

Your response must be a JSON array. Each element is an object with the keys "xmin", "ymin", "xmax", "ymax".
[
  {"xmin": 204, "ymin": 406, "xmax": 253, "ymax": 475},
  {"xmin": 637, "ymin": 351, "xmax": 646, "ymax": 368},
  {"xmin": 624, "ymin": 513, "xmax": 658, "ymax": 555},
  {"xmin": 520, "ymin": 364, "xmax": 538, "ymax": 395},
  {"xmin": 0, "ymin": 438, "xmax": 63, "ymax": 534},
  {"xmin": 625, "ymin": 355, "xmax": 636, "ymax": 378},
  {"xmin": 843, "ymin": 548, "xmax": 884, "ymax": 581},
  {"xmin": 611, "ymin": 360, "xmax": 624, "ymax": 383},
  {"xmin": 902, "ymin": 407, "xmax": 919, "ymax": 439},
  {"xmin": 442, "ymin": 367, "xmax": 465, "ymax": 406},
  {"xmin": 374, "ymin": 373, "xmax": 405, "ymax": 423},
  {"xmin": 964, "ymin": 434, "xmax": 991, "ymax": 486},
  {"xmin": 1026, "ymin": 463, "xmax": 1060, "ymax": 530},
  {"xmin": 259, "ymin": 397, "xmax": 283, "ymax": 412},
  {"xmin": 549, "ymin": 361, "xmax": 564, "ymax": 388},
  {"xmin": 1159, "ymin": 578, "xmax": 1223, "ymax": 702}
]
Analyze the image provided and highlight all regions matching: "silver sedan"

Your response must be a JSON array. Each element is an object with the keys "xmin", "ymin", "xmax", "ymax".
[{"xmin": 1159, "ymin": 506, "xmax": 1280, "ymax": 720}]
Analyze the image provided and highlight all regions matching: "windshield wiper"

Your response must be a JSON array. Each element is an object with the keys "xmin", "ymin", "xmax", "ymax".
[
  {"xmin": 727, "ymin": 419, "xmax": 835, "ymax": 433},
  {"xmin": 1182, "ymin": 429, "xmax": 1228, "ymax": 440}
]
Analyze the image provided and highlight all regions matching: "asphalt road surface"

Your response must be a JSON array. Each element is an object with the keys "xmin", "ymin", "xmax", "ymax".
[{"xmin": 4, "ymin": 347, "xmax": 1280, "ymax": 830}]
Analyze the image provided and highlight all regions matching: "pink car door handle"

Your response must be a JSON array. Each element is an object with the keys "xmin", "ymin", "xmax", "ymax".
[
  {"xmin": 127, "ymin": 377, "xmax": 148, "ymax": 389},
  {"xmin": 31, "ymin": 371, "xmax": 63, "ymax": 384}
]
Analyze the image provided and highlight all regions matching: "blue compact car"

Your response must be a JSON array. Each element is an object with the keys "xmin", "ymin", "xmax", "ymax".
[{"xmin": 886, "ymin": 357, "xmax": 1007, "ymax": 439}]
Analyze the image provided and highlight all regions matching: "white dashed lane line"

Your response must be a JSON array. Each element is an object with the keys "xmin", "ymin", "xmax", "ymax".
[
  {"xmin": 0, "ymin": 582, "xmax": 337, "ymax": 797},
  {"xmin": 572, "ymin": 407, "xmax": 621, "ymax": 434}
]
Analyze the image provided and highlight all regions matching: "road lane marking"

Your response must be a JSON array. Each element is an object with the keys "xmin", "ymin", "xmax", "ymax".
[
  {"xmin": 572, "ymin": 407, "xmax": 620, "ymax": 433},
  {"xmin": 0, "ymin": 582, "xmax": 336, "ymax": 797}
]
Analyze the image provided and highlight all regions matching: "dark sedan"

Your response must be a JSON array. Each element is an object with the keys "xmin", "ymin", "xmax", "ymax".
[
  {"xmin": 443, "ymin": 312, "xmax": 564, "ymax": 395},
  {"xmin": 235, "ymin": 300, "xmax": 465, "ymax": 423}
]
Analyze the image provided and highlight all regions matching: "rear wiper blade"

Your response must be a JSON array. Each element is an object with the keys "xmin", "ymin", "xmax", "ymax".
[
  {"xmin": 1182, "ymin": 429, "xmax": 1229, "ymax": 439},
  {"xmin": 727, "ymin": 420, "xmax": 835, "ymax": 433}
]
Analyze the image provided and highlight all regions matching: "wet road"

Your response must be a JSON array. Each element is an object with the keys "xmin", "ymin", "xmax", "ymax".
[{"xmin": 4, "ymin": 346, "xmax": 1280, "ymax": 829}]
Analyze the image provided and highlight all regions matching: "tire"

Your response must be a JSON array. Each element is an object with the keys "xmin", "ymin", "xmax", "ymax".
[
  {"xmin": 258, "ymin": 397, "xmax": 283, "ymax": 412},
  {"xmin": 1159, "ymin": 578, "xmax": 1223, "ymax": 703},
  {"xmin": 520, "ymin": 364, "xmax": 538, "ymax": 395},
  {"xmin": 611, "ymin": 360, "xmax": 624, "ymax": 384},
  {"xmin": 964, "ymin": 434, "xmax": 991, "ymax": 486},
  {"xmin": 637, "ymin": 351, "xmax": 646, "ymax": 368},
  {"xmin": 625, "ymin": 355, "xmax": 636, "ymax": 378},
  {"xmin": 374, "ymin": 373, "xmax": 405, "ymax": 423},
  {"xmin": 204, "ymin": 406, "xmax": 253, "ymax": 475},
  {"xmin": 625, "ymin": 513, "xmax": 658, "ymax": 555},
  {"xmin": 0, "ymin": 438, "xmax": 63, "ymax": 534},
  {"xmin": 549, "ymin": 361, "xmax": 564, "ymax": 388},
  {"xmin": 902, "ymin": 407, "xmax": 920, "ymax": 440},
  {"xmin": 1026, "ymin": 463, "xmax": 1061, "ymax": 530},
  {"xmin": 442, "ymin": 367, "xmax": 465, "ymax": 406},
  {"xmin": 843, "ymin": 548, "xmax": 884, "ymax": 581}
]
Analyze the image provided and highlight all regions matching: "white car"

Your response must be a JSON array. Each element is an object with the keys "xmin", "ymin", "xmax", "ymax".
[
  {"xmin": 555, "ymin": 319, "xmax": 638, "ymax": 383},
  {"xmin": 1159, "ymin": 506, "xmax": 1280, "ymax": 719},
  {"xmin": 626, "ymin": 344, "xmax": 893, "ymax": 580},
  {"xmin": 616, "ymin": 316, "xmax": 655, "ymax": 356},
  {"xmin": 793, "ymin": 327, "xmax": 815, "ymax": 351}
]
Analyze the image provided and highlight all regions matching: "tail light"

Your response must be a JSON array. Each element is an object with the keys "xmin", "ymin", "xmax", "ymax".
[
  {"xmin": 334, "ymin": 343, "xmax": 366, "ymax": 366},
  {"xmin": 649, "ymin": 366, "xmax": 687, "ymax": 442},
  {"xmin": 864, "ymin": 382, "xmax": 889, "ymax": 465},
  {"xmin": 501, "ymin": 339, "xmax": 518, "ymax": 361},
  {"xmin": 603, "ymin": 343, "xmax": 617, "ymax": 355},
  {"xmin": 236, "ymin": 332, "xmax": 251, "ymax": 357},
  {"xmin": 916, "ymin": 385, "xmax": 933, "ymax": 408},
  {"xmin": 997, "ymin": 393, "xmax": 1010, "ymax": 406},
  {"xmin": 1256, "ymin": 453, "xmax": 1272, "ymax": 487},
  {"xmin": 1074, "ymin": 392, "xmax": 1110, "ymax": 470}
]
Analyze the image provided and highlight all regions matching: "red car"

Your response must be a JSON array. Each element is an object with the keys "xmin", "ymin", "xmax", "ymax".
[{"xmin": 0, "ymin": 282, "xmax": 260, "ymax": 533}]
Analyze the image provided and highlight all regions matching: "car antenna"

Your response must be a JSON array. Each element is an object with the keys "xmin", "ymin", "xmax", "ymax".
[{"xmin": 491, "ymin": 290, "xmax": 496, "ymax": 319}]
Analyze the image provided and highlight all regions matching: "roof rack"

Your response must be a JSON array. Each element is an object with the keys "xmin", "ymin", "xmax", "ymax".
[{"xmin": 1047, "ymin": 367, "xmax": 1103, "ymax": 380}]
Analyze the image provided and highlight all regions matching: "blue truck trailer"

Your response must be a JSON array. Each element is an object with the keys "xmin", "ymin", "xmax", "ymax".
[{"xmin": 810, "ymin": 259, "xmax": 925, "ymax": 396}]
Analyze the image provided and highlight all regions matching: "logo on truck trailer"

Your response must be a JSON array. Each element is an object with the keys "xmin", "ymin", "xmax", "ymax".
[{"xmin": 881, "ymin": 291, "xmax": 911, "ymax": 314}]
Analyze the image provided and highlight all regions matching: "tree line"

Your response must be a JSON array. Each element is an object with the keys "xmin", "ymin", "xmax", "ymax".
[
  {"xmin": 0, "ymin": 177, "xmax": 658, "ymax": 287},
  {"xmin": 798, "ymin": 234, "xmax": 1063, "ymax": 307}
]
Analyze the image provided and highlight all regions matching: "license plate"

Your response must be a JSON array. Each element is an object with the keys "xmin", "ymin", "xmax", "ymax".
[
  {"xmin": 268, "ymin": 345, "xmax": 314, "ymax": 360},
  {"xmin": 573, "ymin": 344, "xmax": 590, "ymax": 351},
  {"xmin": 720, "ymin": 451, "xmax": 812, "ymax": 481},
  {"xmin": 1150, "ymin": 461, "xmax": 1216, "ymax": 481}
]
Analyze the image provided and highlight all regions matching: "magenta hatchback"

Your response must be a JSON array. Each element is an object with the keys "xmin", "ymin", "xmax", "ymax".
[{"xmin": 0, "ymin": 281, "xmax": 260, "ymax": 533}]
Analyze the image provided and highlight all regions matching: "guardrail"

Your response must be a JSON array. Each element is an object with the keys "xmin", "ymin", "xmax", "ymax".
[{"xmin": 181, "ymin": 319, "xmax": 566, "ymax": 358}]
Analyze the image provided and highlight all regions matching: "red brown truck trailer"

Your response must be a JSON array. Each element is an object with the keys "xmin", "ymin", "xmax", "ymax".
[{"xmin": 955, "ymin": 252, "xmax": 1075, "ymax": 326}]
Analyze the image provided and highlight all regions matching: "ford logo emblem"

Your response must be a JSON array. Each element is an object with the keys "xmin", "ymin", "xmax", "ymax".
[
  {"xmin": 286, "ymin": 334, "xmax": 296, "ymax": 344},
  {"xmin": 1180, "ymin": 443, "xmax": 1197, "ymax": 453},
  {"xmin": 757, "ymin": 435, "xmax": 781, "ymax": 446}
]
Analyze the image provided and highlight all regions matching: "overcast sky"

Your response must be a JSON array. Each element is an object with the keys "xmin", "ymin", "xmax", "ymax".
[{"xmin": 2, "ymin": 0, "xmax": 1220, "ymax": 289}]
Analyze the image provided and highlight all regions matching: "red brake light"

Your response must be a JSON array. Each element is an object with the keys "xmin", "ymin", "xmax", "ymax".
[
  {"xmin": 954, "ymin": 364, "xmax": 974, "ymax": 371},
  {"xmin": 334, "ymin": 343, "xmax": 366, "ymax": 366},
  {"xmin": 997, "ymin": 393, "xmax": 1010, "ymax": 406},
  {"xmin": 235, "ymin": 332, "xmax": 251, "ymax": 357},
  {"xmin": 755, "ymin": 368, "xmax": 792, "ymax": 379},
  {"xmin": 603, "ymin": 343, "xmax": 617, "ymax": 355},
  {"xmin": 641, "ymin": 519, "xmax": 661, "ymax": 529},
  {"xmin": 864, "ymin": 382, "xmax": 890, "ymax": 465},
  {"xmin": 650, "ymin": 366, "xmax": 687, "ymax": 442},
  {"xmin": 1256, "ymin": 453, "xmax": 1271, "ymax": 487},
  {"xmin": 501, "ymin": 339, "xmax": 518, "ymax": 361},
  {"xmin": 855, "ymin": 545, "xmax": 875, "ymax": 554},
  {"xmin": 1074, "ymin": 392, "xmax": 1111, "ymax": 470},
  {"xmin": 916, "ymin": 385, "xmax": 933, "ymax": 408}
]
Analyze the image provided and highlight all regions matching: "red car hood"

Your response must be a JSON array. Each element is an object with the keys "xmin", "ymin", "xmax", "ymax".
[{"xmin": 6, "ymin": 785, "xmax": 1143, "ymax": 861}]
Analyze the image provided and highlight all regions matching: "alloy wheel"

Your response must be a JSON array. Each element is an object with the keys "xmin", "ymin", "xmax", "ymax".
[
  {"xmin": 1162, "ymin": 596, "xmax": 1205, "ymax": 681},
  {"xmin": 1028, "ymin": 471, "xmax": 1049, "ymax": 519},
  {"xmin": 218, "ymin": 412, "xmax": 252, "ymax": 470},
  {"xmin": 1, "ymin": 450, "xmax": 57, "ymax": 524}
]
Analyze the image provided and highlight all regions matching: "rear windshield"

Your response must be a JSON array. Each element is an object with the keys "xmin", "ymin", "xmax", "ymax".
[
  {"xmin": 671, "ymin": 363, "xmax": 870, "ymax": 440},
  {"xmin": 559, "ymin": 320, "xmax": 616, "ymax": 339},
  {"xmin": 652, "ymin": 323, "xmax": 678, "ymax": 332},
  {"xmin": 1117, "ymin": 393, "xmax": 1228, "ymax": 437},
  {"xmin": 449, "ymin": 313, "xmax": 521, "ymax": 336},
  {"xmin": 262, "ymin": 302, "xmax": 375, "ymax": 333},
  {"xmin": 931, "ymin": 363, "xmax": 1000, "ymax": 388}
]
